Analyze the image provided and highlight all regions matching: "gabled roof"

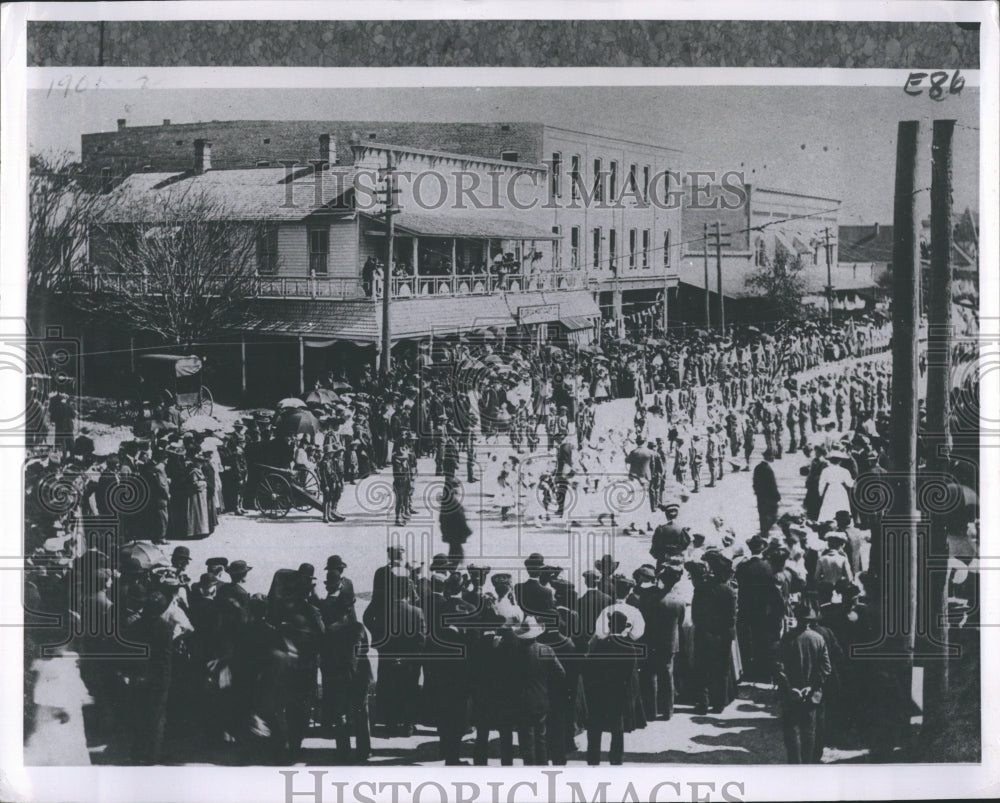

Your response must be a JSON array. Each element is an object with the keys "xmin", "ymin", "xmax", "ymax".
[
  {"xmin": 838, "ymin": 224, "xmax": 894, "ymax": 264},
  {"xmin": 98, "ymin": 167, "xmax": 356, "ymax": 223}
]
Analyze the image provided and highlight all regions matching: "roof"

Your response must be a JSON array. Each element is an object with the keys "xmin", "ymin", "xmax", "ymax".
[
  {"xmin": 838, "ymin": 224, "xmax": 894, "ymax": 264},
  {"xmin": 677, "ymin": 256, "xmax": 880, "ymax": 299},
  {"xmin": 237, "ymin": 289, "xmax": 600, "ymax": 342},
  {"xmin": 243, "ymin": 299, "xmax": 378, "ymax": 342},
  {"xmin": 99, "ymin": 167, "xmax": 355, "ymax": 223},
  {"xmin": 364, "ymin": 210, "xmax": 560, "ymax": 241},
  {"xmin": 390, "ymin": 296, "xmax": 516, "ymax": 339}
]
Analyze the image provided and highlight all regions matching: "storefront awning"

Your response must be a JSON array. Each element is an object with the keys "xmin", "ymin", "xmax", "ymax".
[
  {"xmin": 363, "ymin": 211, "xmax": 560, "ymax": 241},
  {"xmin": 560, "ymin": 316, "xmax": 595, "ymax": 331}
]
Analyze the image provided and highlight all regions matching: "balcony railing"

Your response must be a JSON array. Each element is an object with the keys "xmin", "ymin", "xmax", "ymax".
[{"xmin": 68, "ymin": 268, "xmax": 610, "ymax": 301}]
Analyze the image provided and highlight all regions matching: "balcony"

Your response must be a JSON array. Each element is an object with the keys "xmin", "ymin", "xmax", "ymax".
[{"xmin": 69, "ymin": 268, "xmax": 599, "ymax": 301}]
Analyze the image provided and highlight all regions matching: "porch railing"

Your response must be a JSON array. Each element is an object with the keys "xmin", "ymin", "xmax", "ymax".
[{"xmin": 68, "ymin": 267, "xmax": 610, "ymax": 301}]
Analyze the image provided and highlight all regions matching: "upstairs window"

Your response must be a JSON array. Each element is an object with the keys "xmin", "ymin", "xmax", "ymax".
[
  {"xmin": 258, "ymin": 225, "xmax": 279, "ymax": 274},
  {"xmin": 308, "ymin": 227, "xmax": 329, "ymax": 275}
]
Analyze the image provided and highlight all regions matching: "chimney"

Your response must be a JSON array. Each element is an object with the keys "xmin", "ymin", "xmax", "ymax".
[
  {"xmin": 319, "ymin": 133, "xmax": 336, "ymax": 166},
  {"xmin": 100, "ymin": 166, "xmax": 112, "ymax": 193},
  {"xmin": 162, "ymin": 119, "xmax": 171, "ymax": 126},
  {"xmin": 117, "ymin": 118, "xmax": 127, "ymax": 131},
  {"xmin": 193, "ymin": 139, "xmax": 212, "ymax": 173}
]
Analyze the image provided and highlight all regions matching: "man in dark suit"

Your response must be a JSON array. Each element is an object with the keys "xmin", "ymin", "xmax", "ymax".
[
  {"xmin": 554, "ymin": 433, "xmax": 575, "ymax": 517},
  {"xmin": 735, "ymin": 535, "xmax": 782, "ymax": 682},
  {"xmin": 509, "ymin": 617, "xmax": 565, "ymax": 766},
  {"xmin": 575, "ymin": 569, "xmax": 612, "ymax": 642},
  {"xmin": 752, "ymin": 448, "xmax": 781, "ymax": 534},
  {"xmin": 774, "ymin": 602, "xmax": 832, "ymax": 763},
  {"xmin": 636, "ymin": 559, "xmax": 686, "ymax": 720},
  {"xmin": 375, "ymin": 568, "xmax": 426, "ymax": 736}
]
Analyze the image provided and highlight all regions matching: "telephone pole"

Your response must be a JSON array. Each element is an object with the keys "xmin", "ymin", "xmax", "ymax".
[
  {"xmin": 380, "ymin": 151, "xmax": 399, "ymax": 377},
  {"xmin": 923, "ymin": 118, "xmax": 957, "ymax": 739},
  {"xmin": 715, "ymin": 220, "xmax": 725, "ymax": 331},
  {"xmin": 886, "ymin": 120, "xmax": 921, "ymax": 676},
  {"xmin": 824, "ymin": 226, "xmax": 834, "ymax": 322},
  {"xmin": 703, "ymin": 222, "xmax": 711, "ymax": 328}
]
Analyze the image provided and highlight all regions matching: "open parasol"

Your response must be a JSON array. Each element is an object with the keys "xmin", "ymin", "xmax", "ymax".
[
  {"xmin": 120, "ymin": 540, "xmax": 170, "ymax": 571},
  {"xmin": 304, "ymin": 388, "xmax": 341, "ymax": 406},
  {"xmin": 273, "ymin": 407, "xmax": 321, "ymax": 438},
  {"xmin": 277, "ymin": 398, "xmax": 308, "ymax": 409}
]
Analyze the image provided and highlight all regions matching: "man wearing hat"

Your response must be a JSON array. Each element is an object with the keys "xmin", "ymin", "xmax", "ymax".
[
  {"xmin": 582, "ymin": 608, "xmax": 641, "ymax": 765},
  {"xmin": 218, "ymin": 559, "xmax": 252, "ymax": 614},
  {"xmin": 752, "ymin": 447, "xmax": 781, "ymax": 535},
  {"xmin": 735, "ymin": 534, "xmax": 783, "ymax": 682},
  {"xmin": 510, "ymin": 616, "xmax": 566, "ymax": 766},
  {"xmin": 773, "ymin": 601, "xmax": 832, "ymax": 763},
  {"xmin": 635, "ymin": 557, "xmax": 686, "ymax": 720},
  {"xmin": 317, "ymin": 439, "xmax": 346, "ymax": 523},
  {"xmin": 170, "ymin": 545, "xmax": 193, "ymax": 610},
  {"xmin": 140, "ymin": 445, "xmax": 171, "ymax": 545},
  {"xmin": 691, "ymin": 550, "xmax": 737, "ymax": 714},
  {"xmin": 515, "ymin": 553, "xmax": 556, "ymax": 621},
  {"xmin": 391, "ymin": 431, "xmax": 417, "ymax": 526}
]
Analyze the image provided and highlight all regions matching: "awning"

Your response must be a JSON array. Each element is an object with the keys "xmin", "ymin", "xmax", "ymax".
[
  {"xmin": 362, "ymin": 210, "xmax": 560, "ymax": 240},
  {"xmin": 560, "ymin": 316, "xmax": 595, "ymax": 331},
  {"xmin": 388, "ymin": 295, "xmax": 516, "ymax": 339}
]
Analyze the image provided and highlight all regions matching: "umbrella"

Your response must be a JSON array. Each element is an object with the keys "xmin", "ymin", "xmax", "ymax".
[
  {"xmin": 304, "ymin": 389, "xmax": 341, "ymax": 406},
  {"xmin": 483, "ymin": 354, "xmax": 505, "ymax": 366},
  {"xmin": 180, "ymin": 413, "xmax": 222, "ymax": 432},
  {"xmin": 120, "ymin": 541, "xmax": 170, "ymax": 571},
  {"xmin": 277, "ymin": 398, "xmax": 308, "ymax": 409},
  {"xmin": 329, "ymin": 381, "xmax": 353, "ymax": 392},
  {"xmin": 273, "ymin": 408, "xmax": 320, "ymax": 438}
]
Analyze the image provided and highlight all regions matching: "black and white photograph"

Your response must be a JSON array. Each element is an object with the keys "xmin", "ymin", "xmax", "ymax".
[{"xmin": 1, "ymin": 3, "xmax": 998, "ymax": 801}]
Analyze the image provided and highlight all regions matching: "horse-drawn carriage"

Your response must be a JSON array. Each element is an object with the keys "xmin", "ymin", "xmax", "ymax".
[{"xmin": 126, "ymin": 354, "xmax": 213, "ymax": 420}]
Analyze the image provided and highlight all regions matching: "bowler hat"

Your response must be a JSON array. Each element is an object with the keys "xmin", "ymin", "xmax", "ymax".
[
  {"xmin": 206, "ymin": 557, "xmax": 229, "ymax": 570},
  {"xmin": 524, "ymin": 552, "xmax": 546, "ymax": 572},
  {"xmin": 172, "ymin": 546, "xmax": 191, "ymax": 560},
  {"xmin": 228, "ymin": 559, "xmax": 252, "ymax": 576},
  {"xmin": 326, "ymin": 555, "xmax": 347, "ymax": 572},
  {"xmin": 595, "ymin": 554, "xmax": 619, "ymax": 574}
]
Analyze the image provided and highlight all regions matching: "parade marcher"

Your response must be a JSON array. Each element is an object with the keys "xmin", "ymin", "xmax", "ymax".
[
  {"xmin": 392, "ymin": 432, "xmax": 417, "ymax": 526},
  {"xmin": 317, "ymin": 440, "xmax": 346, "ymax": 523}
]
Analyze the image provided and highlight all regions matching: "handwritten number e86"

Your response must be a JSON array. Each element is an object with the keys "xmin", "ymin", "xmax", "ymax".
[{"xmin": 904, "ymin": 70, "xmax": 965, "ymax": 100}]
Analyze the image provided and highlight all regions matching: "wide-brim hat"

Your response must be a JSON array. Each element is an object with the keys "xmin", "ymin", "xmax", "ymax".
[
  {"xmin": 702, "ymin": 549, "xmax": 734, "ymax": 575},
  {"xmin": 594, "ymin": 603, "xmax": 645, "ymax": 640},
  {"xmin": 512, "ymin": 616, "xmax": 545, "ymax": 640},
  {"xmin": 824, "ymin": 531, "xmax": 848, "ymax": 545}
]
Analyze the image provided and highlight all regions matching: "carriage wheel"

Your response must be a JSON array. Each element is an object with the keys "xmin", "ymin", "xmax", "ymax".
[
  {"xmin": 255, "ymin": 473, "xmax": 292, "ymax": 518},
  {"xmin": 293, "ymin": 469, "xmax": 321, "ymax": 511},
  {"xmin": 182, "ymin": 386, "xmax": 214, "ymax": 418}
]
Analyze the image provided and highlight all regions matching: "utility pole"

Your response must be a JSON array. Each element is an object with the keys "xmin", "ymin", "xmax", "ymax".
[
  {"xmin": 703, "ymin": 222, "xmax": 711, "ymax": 328},
  {"xmin": 923, "ymin": 118, "xmax": 956, "ymax": 740},
  {"xmin": 824, "ymin": 226, "xmax": 834, "ymax": 322},
  {"xmin": 379, "ymin": 151, "xmax": 399, "ymax": 377},
  {"xmin": 883, "ymin": 121, "xmax": 921, "ymax": 693},
  {"xmin": 715, "ymin": 220, "xmax": 725, "ymax": 332}
]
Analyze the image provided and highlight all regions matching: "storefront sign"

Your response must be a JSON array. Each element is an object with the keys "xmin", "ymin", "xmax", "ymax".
[{"xmin": 518, "ymin": 304, "xmax": 559, "ymax": 325}]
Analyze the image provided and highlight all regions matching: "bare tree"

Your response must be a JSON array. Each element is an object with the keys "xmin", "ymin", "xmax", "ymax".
[
  {"xmin": 85, "ymin": 186, "xmax": 272, "ymax": 345},
  {"xmin": 28, "ymin": 152, "xmax": 100, "ymax": 295}
]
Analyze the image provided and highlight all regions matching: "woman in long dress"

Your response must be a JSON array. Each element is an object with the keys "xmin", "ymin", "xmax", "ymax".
[
  {"xmin": 817, "ymin": 451, "xmax": 855, "ymax": 522},
  {"xmin": 184, "ymin": 454, "xmax": 210, "ymax": 539}
]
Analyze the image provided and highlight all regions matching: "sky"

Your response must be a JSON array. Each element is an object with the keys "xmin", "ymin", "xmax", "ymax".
[{"xmin": 28, "ymin": 84, "xmax": 981, "ymax": 225}]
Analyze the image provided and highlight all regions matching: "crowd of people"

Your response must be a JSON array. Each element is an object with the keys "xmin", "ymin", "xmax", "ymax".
[{"xmin": 22, "ymin": 311, "xmax": 981, "ymax": 765}]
